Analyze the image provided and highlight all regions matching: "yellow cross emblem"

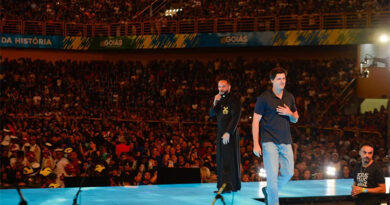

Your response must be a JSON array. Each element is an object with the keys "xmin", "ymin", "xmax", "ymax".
[{"xmin": 223, "ymin": 106, "xmax": 229, "ymax": 115}]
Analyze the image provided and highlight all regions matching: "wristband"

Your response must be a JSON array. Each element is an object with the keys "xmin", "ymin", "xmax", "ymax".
[{"xmin": 362, "ymin": 188, "xmax": 367, "ymax": 193}]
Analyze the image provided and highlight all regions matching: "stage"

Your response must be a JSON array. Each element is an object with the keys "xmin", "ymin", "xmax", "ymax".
[{"xmin": 1, "ymin": 178, "xmax": 389, "ymax": 205}]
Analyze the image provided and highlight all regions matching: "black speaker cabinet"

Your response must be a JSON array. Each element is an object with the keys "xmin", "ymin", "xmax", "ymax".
[
  {"xmin": 157, "ymin": 168, "xmax": 201, "ymax": 184},
  {"xmin": 64, "ymin": 176, "xmax": 110, "ymax": 187}
]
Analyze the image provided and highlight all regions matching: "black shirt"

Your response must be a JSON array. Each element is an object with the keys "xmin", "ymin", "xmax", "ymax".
[
  {"xmin": 210, "ymin": 92, "xmax": 241, "ymax": 137},
  {"xmin": 352, "ymin": 161, "xmax": 385, "ymax": 205},
  {"xmin": 254, "ymin": 89, "xmax": 297, "ymax": 144}
]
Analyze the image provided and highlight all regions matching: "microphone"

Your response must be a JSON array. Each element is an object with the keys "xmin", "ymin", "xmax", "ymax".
[
  {"xmin": 17, "ymin": 187, "xmax": 28, "ymax": 205},
  {"xmin": 211, "ymin": 183, "xmax": 227, "ymax": 205},
  {"xmin": 213, "ymin": 93, "xmax": 222, "ymax": 107},
  {"xmin": 72, "ymin": 147, "xmax": 93, "ymax": 205}
]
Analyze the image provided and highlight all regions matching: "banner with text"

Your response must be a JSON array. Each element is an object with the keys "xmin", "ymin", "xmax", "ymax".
[
  {"xmin": 1, "ymin": 29, "xmax": 386, "ymax": 50},
  {"xmin": 60, "ymin": 29, "xmax": 381, "ymax": 50},
  {"xmin": 0, "ymin": 34, "xmax": 63, "ymax": 49}
]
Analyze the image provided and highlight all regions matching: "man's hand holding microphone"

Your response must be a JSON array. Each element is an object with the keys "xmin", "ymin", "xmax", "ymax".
[{"xmin": 213, "ymin": 93, "xmax": 222, "ymax": 107}]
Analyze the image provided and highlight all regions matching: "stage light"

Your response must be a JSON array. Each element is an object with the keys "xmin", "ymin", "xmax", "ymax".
[
  {"xmin": 164, "ymin": 8, "xmax": 182, "ymax": 16},
  {"xmin": 362, "ymin": 68, "xmax": 369, "ymax": 78},
  {"xmin": 379, "ymin": 34, "xmax": 389, "ymax": 43},
  {"xmin": 259, "ymin": 168, "xmax": 267, "ymax": 178},
  {"xmin": 326, "ymin": 166, "xmax": 336, "ymax": 176}
]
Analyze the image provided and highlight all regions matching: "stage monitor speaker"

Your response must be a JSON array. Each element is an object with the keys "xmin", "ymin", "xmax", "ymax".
[
  {"xmin": 157, "ymin": 168, "xmax": 201, "ymax": 184},
  {"xmin": 64, "ymin": 176, "xmax": 110, "ymax": 187}
]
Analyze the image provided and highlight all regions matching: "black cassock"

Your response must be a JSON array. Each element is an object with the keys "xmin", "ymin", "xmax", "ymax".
[{"xmin": 210, "ymin": 92, "xmax": 241, "ymax": 191}]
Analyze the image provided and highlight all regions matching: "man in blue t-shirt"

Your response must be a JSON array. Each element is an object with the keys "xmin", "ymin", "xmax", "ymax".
[{"xmin": 252, "ymin": 67, "xmax": 299, "ymax": 205}]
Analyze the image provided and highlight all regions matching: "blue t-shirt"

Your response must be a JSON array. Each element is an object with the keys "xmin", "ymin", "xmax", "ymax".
[{"xmin": 254, "ymin": 89, "xmax": 297, "ymax": 144}]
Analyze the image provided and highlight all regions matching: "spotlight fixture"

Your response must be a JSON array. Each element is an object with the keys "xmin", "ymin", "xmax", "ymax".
[
  {"xmin": 360, "ymin": 55, "xmax": 370, "ymax": 78},
  {"xmin": 379, "ymin": 34, "xmax": 389, "ymax": 43},
  {"xmin": 258, "ymin": 168, "xmax": 267, "ymax": 178},
  {"xmin": 164, "ymin": 8, "xmax": 182, "ymax": 17},
  {"xmin": 326, "ymin": 166, "xmax": 336, "ymax": 176}
]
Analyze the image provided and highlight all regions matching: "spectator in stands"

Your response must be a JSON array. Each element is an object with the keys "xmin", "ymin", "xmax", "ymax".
[
  {"xmin": 10, "ymin": 151, "xmax": 28, "ymax": 170},
  {"xmin": 41, "ymin": 149, "xmax": 55, "ymax": 170},
  {"xmin": 200, "ymin": 166, "xmax": 217, "ymax": 183},
  {"xmin": 0, "ymin": 171, "xmax": 12, "ymax": 188},
  {"xmin": 291, "ymin": 168, "xmax": 300, "ymax": 181},
  {"xmin": 341, "ymin": 165, "xmax": 352, "ymax": 178},
  {"xmin": 53, "ymin": 148, "xmax": 70, "ymax": 187},
  {"xmin": 14, "ymin": 170, "xmax": 27, "ymax": 187},
  {"xmin": 302, "ymin": 169, "xmax": 312, "ymax": 180},
  {"xmin": 116, "ymin": 135, "xmax": 130, "ymax": 157}
]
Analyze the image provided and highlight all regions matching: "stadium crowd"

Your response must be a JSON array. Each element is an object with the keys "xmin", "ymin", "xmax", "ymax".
[
  {"xmin": 1, "ymin": 0, "xmax": 389, "ymax": 23},
  {"xmin": 0, "ymin": 0, "xmax": 154, "ymax": 23},
  {"xmin": 178, "ymin": 0, "xmax": 390, "ymax": 19},
  {"xmin": 0, "ymin": 57, "xmax": 388, "ymax": 188}
]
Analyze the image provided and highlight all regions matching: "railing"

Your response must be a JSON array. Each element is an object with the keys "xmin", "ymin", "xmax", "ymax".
[
  {"xmin": 294, "ymin": 125, "xmax": 384, "ymax": 146},
  {"xmin": 1, "ymin": 11, "xmax": 389, "ymax": 37},
  {"xmin": 6, "ymin": 115, "xmax": 384, "ymax": 140},
  {"xmin": 132, "ymin": 0, "xmax": 168, "ymax": 20},
  {"xmin": 321, "ymin": 78, "xmax": 357, "ymax": 116}
]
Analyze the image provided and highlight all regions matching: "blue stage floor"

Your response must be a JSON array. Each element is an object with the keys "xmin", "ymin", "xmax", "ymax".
[{"xmin": 1, "ymin": 178, "xmax": 389, "ymax": 205}]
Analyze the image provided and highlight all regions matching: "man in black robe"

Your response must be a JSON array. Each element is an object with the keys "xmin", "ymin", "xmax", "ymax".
[{"xmin": 210, "ymin": 79, "xmax": 241, "ymax": 193}]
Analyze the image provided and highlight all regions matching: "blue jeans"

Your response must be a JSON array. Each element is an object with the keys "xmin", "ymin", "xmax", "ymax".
[{"xmin": 262, "ymin": 142, "xmax": 294, "ymax": 205}]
